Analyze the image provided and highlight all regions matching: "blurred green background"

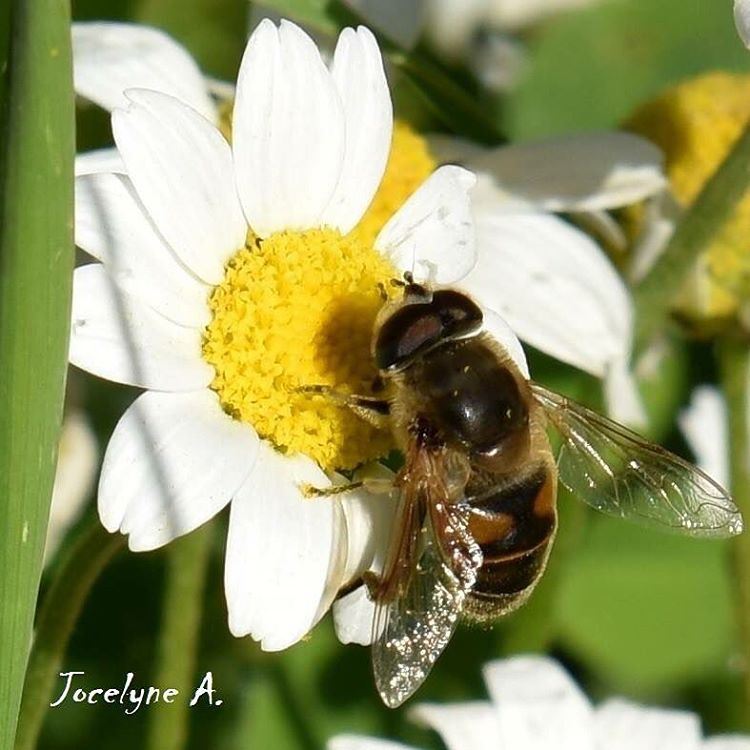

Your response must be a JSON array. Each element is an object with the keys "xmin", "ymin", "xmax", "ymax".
[{"xmin": 45, "ymin": 0, "xmax": 750, "ymax": 747}]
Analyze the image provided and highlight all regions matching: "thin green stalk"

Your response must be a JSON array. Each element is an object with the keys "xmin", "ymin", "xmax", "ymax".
[
  {"xmin": 15, "ymin": 516, "xmax": 124, "ymax": 750},
  {"xmin": 0, "ymin": 0, "xmax": 74, "ymax": 747},
  {"xmin": 718, "ymin": 336, "xmax": 750, "ymax": 725},
  {"xmin": 146, "ymin": 523, "xmax": 214, "ymax": 750},
  {"xmin": 634, "ymin": 122, "xmax": 750, "ymax": 354}
]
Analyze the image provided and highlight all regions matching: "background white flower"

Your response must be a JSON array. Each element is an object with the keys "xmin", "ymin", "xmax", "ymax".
[{"xmin": 329, "ymin": 656, "xmax": 750, "ymax": 750}]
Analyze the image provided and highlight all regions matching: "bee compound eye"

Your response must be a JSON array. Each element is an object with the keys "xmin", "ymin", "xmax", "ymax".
[
  {"xmin": 375, "ymin": 307, "xmax": 444, "ymax": 370},
  {"xmin": 374, "ymin": 290, "xmax": 484, "ymax": 371}
]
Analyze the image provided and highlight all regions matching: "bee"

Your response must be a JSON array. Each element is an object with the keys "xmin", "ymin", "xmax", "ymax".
[{"xmin": 303, "ymin": 277, "xmax": 743, "ymax": 709}]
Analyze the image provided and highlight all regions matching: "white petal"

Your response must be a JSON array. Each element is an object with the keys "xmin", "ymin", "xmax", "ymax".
[
  {"xmin": 678, "ymin": 386, "xmax": 729, "ymax": 488},
  {"xmin": 376, "ymin": 165, "xmax": 477, "ymax": 284},
  {"xmin": 594, "ymin": 699, "xmax": 701, "ymax": 750},
  {"xmin": 225, "ymin": 443, "xmax": 338, "ymax": 650},
  {"xmin": 628, "ymin": 190, "xmax": 681, "ymax": 282},
  {"xmin": 75, "ymin": 147, "xmax": 126, "ymax": 175},
  {"xmin": 466, "ymin": 132, "xmax": 666, "ymax": 212},
  {"xmin": 72, "ymin": 22, "xmax": 216, "ymax": 122},
  {"xmin": 328, "ymin": 736, "xmax": 417, "ymax": 750},
  {"xmin": 320, "ymin": 26, "xmax": 393, "ymax": 233},
  {"xmin": 705, "ymin": 738, "xmax": 750, "ymax": 750},
  {"xmin": 99, "ymin": 389, "xmax": 258, "ymax": 552},
  {"xmin": 462, "ymin": 211, "xmax": 632, "ymax": 379},
  {"xmin": 481, "ymin": 307, "xmax": 530, "ymax": 379},
  {"xmin": 232, "ymin": 19, "xmax": 346, "ymax": 237},
  {"xmin": 45, "ymin": 411, "xmax": 99, "ymax": 564},
  {"xmin": 333, "ymin": 585, "xmax": 376, "ymax": 646},
  {"xmin": 69, "ymin": 264, "xmax": 212, "ymax": 391},
  {"xmin": 76, "ymin": 172, "xmax": 210, "ymax": 328},
  {"xmin": 603, "ymin": 357, "xmax": 647, "ymax": 428},
  {"xmin": 577, "ymin": 209, "xmax": 628, "ymax": 254},
  {"xmin": 340, "ymin": 464, "xmax": 397, "ymax": 585},
  {"xmin": 112, "ymin": 89, "xmax": 246, "ymax": 284},
  {"xmin": 483, "ymin": 656, "xmax": 595, "ymax": 750},
  {"xmin": 736, "ymin": 0, "xmax": 750, "ymax": 48},
  {"xmin": 410, "ymin": 702, "xmax": 502, "ymax": 750},
  {"xmin": 331, "ymin": 465, "xmax": 398, "ymax": 645},
  {"xmin": 312, "ymin": 496, "xmax": 350, "ymax": 628}
]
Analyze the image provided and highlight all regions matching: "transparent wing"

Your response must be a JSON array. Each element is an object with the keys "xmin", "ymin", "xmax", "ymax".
[
  {"xmin": 371, "ymin": 495, "xmax": 481, "ymax": 708},
  {"xmin": 532, "ymin": 383, "xmax": 743, "ymax": 538}
]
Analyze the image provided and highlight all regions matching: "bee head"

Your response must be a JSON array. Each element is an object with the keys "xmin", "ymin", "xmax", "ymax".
[{"xmin": 373, "ymin": 280, "xmax": 483, "ymax": 372}]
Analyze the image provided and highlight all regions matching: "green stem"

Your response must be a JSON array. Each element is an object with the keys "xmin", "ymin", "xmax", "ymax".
[
  {"xmin": 634, "ymin": 122, "xmax": 750, "ymax": 354},
  {"xmin": 718, "ymin": 336, "xmax": 750, "ymax": 726},
  {"xmin": 146, "ymin": 523, "xmax": 214, "ymax": 750},
  {"xmin": 15, "ymin": 516, "xmax": 124, "ymax": 750},
  {"xmin": 0, "ymin": 0, "xmax": 74, "ymax": 746}
]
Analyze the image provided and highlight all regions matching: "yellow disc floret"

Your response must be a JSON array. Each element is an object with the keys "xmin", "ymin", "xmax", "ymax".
[
  {"xmin": 203, "ymin": 229, "xmax": 398, "ymax": 471},
  {"xmin": 627, "ymin": 72, "xmax": 750, "ymax": 323},
  {"xmin": 351, "ymin": 121, "xmax": 437, "ymax": 247}
]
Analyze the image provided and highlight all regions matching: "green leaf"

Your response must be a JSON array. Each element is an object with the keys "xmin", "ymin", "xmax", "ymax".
[
  {"xmin": 507, "ymin": 0, "xmax": 750, "ymax": 139},
  {"xmin": 557, "ymin": 517, "xmax": 733, "ymax": 694},
  {"xmin": 0, "ymin": 0, "xmax": 74, "ymax": 747}
]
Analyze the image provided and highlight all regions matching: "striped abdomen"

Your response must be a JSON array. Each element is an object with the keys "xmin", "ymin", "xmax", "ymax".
[{"xmin": 463, "ymin": 463, "xmax": 557, "ymax": 621}]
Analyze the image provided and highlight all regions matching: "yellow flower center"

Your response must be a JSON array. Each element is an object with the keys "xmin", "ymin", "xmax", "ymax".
[
  {"xmin": 627, "ymin": 72, "xmax": 750, "ymax": 323},
  {"xmin": 203, "ymin": 229, "xmax": 398, "ymax": 471},
  {"xmin": 202, "ymin": 120, "xmax": 437, "ymax": 471}
]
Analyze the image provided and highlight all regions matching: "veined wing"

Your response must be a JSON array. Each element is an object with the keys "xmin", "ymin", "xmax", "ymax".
[
  {"xmin": 532, "ymin": 383, "xmax": 743, "ymax": 538},
  {"xmin": 371, "ymin": 489, "xmax": 482, "ymax": 708}
]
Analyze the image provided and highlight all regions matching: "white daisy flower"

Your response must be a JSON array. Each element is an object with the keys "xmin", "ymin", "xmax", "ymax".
[
  {"xmin": 45, "ymin": 409, "xmax": 99, "ymax": 564},
  {"xmin": 72, "ymin": 21, "xmax": 665, "ymax": 426},
  {"xmin": 70, "ymin": 18, "xmax": 488, "ymax": 650},
  {"xmin": 328, "ymin": 655, "xmax": 750, "ymax": 750}
]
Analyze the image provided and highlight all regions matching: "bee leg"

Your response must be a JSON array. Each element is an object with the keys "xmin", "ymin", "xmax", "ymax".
[
  {"xmin": 302, "ymin": 481, "xmax": 363, "ymax": 498},
  {"xmin": 301, "ymin": 476, "xmax": 394, "ymax": 499},
  {"xmin": 295, "ymin": 384, "xmax": 390, "ymax": 429}
]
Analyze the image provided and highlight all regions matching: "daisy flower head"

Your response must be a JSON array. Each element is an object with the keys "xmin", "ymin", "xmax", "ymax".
[
  {"xmin": 329, "ymin": 655, "xmax": 750, "ymax": 750},
  {"xmin": 70, "ymin": 18, "xmax": 485, "ymax": 650},
  {"xmin": 73, "ymin": 21, "xmax": 666, "ymax": 428}
]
